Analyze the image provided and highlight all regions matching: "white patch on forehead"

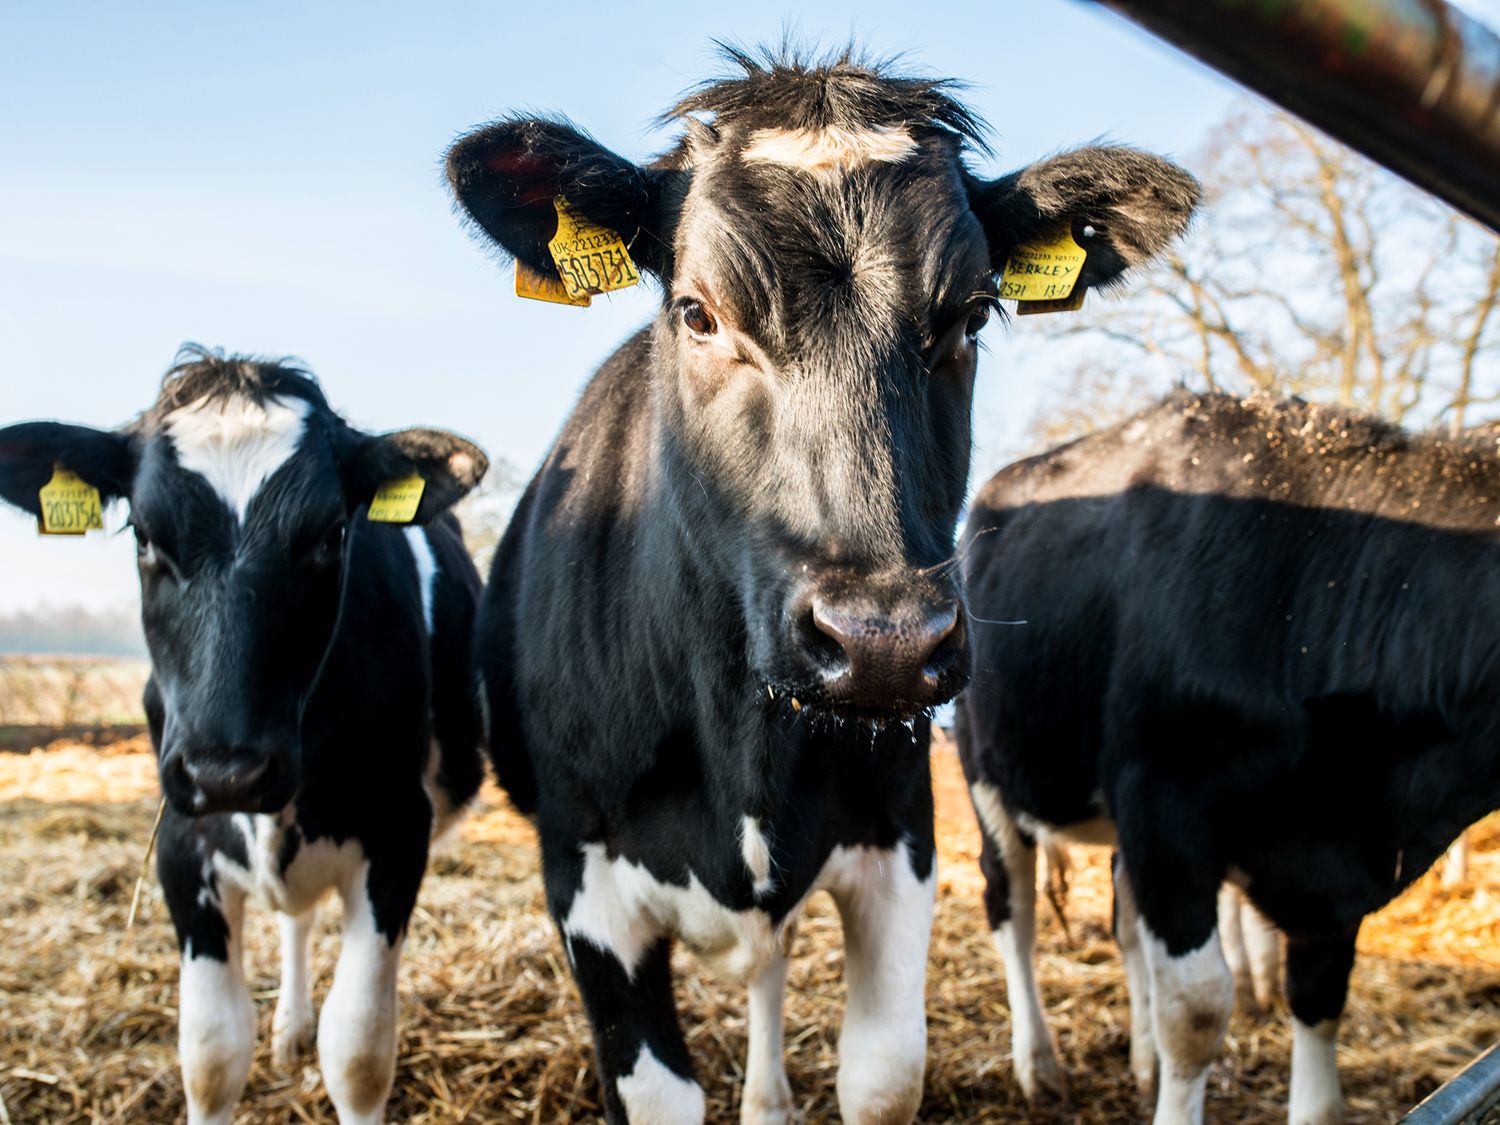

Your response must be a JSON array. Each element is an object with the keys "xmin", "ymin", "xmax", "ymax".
[
  {"xmin": 165, "ymin": 394, "xmax": 311, "ymax": 522},
  {"xmin": 741, "ymin": 124, "xmax": 917, "ymax": 174}
]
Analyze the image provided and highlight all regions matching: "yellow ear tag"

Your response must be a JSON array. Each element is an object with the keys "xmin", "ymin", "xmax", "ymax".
[
  {"xmin": 546, "ymin": 197, "xmax": 640, "ymax": 302},
  {"xmin": 516, "ymin": 259, "xmax": 591, "ymax": 307},
  {"xmin": 367, "ymin": 474, "xmax": 425, "ymax": 523},
  {"xmin": 1016, "ymin": 288, "xmax": 1087, "ymax": 316},
  {"xmin": 1001, "ymin": 230, "xmax": 1088, "ymax": 305},
  {"xmin": 37, "ymin": 464, "xmax": 104, "ymax": 536}
]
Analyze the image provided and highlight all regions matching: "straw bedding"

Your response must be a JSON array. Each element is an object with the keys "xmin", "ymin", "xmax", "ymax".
[{"xmin": 1, "ymin": 732, "xmax": 1495, "ymax": 1124}]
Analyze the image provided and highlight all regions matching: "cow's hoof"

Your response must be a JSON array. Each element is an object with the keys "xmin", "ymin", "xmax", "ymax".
[
  {"xmin": 741, "ymin": 1073, "xmax": 798, "ymax": 1125},
  {"xmin": 1015, "ymin": 1046, "xmax": 1069, "ymax": 1104},
  {"xmin": 271, "ymin": 1017, "xmax": 316, "ymax": 1071}
]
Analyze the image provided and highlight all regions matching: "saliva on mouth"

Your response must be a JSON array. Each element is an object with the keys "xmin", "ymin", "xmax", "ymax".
[{"xmin": 761, "ymin": 682, "xmax": 930, "ymax": 739}]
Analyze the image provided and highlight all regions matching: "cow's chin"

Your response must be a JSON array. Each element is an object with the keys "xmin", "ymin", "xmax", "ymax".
[{"xmin": 761, "ymin": 673, "xmax": 966, "ymax": 727}]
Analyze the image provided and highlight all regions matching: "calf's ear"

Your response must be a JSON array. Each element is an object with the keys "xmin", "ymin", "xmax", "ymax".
[
  {"xmin": 340, "ymin": 427, "xmax": 489, "ymax": 524},
  {"xmin": 0, "ymin": 422, "xmax": 134, "ymax": 519},
  {"xmin": 446, "ymin": 116, "xmax": 675, "ymax": 279},
  {"xmin": 969, "ymin": 146, "xmax": 1200, "ymax": 290}
]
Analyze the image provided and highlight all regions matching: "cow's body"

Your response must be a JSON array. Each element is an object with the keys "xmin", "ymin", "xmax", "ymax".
[
  {"xmin": 447, "ymin": 47, "xmax": 1196, "ymax": 1125},
  {"xmin": 956, "ymin": 393, "xmax": 1500, "ymax": 1125},
  {"xmin": 0, "ymin": 351, "xmax": 488, "ymax": 1124}
]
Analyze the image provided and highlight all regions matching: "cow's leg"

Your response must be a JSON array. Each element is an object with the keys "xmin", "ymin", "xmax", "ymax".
[
  {"xmin": 972, "ymin": 784, "xmax": 1066, "ymax": 1100},
  {"xmin": 1217, "ymin": 885, "xmax": 1252, "ymax": 1011},
  {"xmin": 1285, "ymin": 930, "xmax": 1356, "ymax": 1125},
  {"xmin": 741, "ymin": 952, "xmax": 795, "ymax": 1124},
  {"xmin": 1441, "ymin": 832, "xmax": 1471, "ymax": 889},
  {"xmin": 826, "ymin": 842, "xmax": 935, "ymax": 1125},
  {"xmin": 272, "ymin": 907, "xmax": 318, "ymax": 1070},
  {"xmin": 1114, "ymin": 854, "xmax": 1158, "ymax": 1100},
  {"xmin": 318, "ymin": 862, "xmax": 406, "ymax": 1125},
  {"xmin": 166, "ymin": 877, "xmax": 255, "ymax": 1125},
  {"xmin": 551, "ymin": 842, "xmax": 703, "ymax": 1125},
  {"xmin": 1241, "ymin": 900, "xmax": 1283, "ymax": 1013}
]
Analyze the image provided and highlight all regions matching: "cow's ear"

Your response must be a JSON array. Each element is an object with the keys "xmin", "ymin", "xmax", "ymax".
[
  {"xmin": 969, "ymin": 146, "xmax": 1200, "ymax": 290},
  {"xmin": 0, "ymin": 422, "xmax": 134, "ymax": 519},
  {"xmin": 446, "ymin": 116, "xmax": 676, "ymax": 279},
  {"xmin": 340, "ymin": 427, "xmax": 488, "ymax": 525}
]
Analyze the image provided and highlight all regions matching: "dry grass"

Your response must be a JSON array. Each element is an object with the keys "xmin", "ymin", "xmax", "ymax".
[
  {"xmin": 0, "ymin": 657, "xmax": 150, "ymax": 728},
  {"xmin": 0, "ymin": 733, "xmax": 1496, "ymax": 1124}
]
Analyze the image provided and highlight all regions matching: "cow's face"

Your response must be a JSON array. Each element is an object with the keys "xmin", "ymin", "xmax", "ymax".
[
  {"xmin": 0, "ymin": 354, "xmax": 486, "ymax": 815},
  {"xmin": 448, "ymin": 52, "xmax": 1198, "ymax": 719}
]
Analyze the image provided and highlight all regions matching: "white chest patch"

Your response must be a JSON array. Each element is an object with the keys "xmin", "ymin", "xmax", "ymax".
[
  {"xmin": 210, "ymin": 813, "xmax": 364, "ymax": 916},
  {"xmin": 741, "ymin": 125, "xmax": 917, "ymax": 174},
  {"xmin": 740, "ymin": 815, "xmax": 776, "ymax": 898},
  {"xmin": 404, "ymin": 525, "xmax": 438, "ymax": 634},
  {"xmin": 563, "ymin": 843, "xmax": 788, "ymax": 983},
  {"xmin": 165, "ymin": 394, "xmax": 311, "ymax": 522}
]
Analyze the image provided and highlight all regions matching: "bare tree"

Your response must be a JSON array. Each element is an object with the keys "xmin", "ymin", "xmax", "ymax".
[{"xmin": 1026, "ymin": 108, "xmax": 1500, "ymax": 447}]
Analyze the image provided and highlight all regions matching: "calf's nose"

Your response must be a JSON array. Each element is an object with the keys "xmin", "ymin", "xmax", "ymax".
[
  {"xmin": 176, "ymin": 746, "xmax": 291, "ymax": 815},
  {"xmin": 809, "ymin": 596, "xmax": 964, "ymax": 709}
]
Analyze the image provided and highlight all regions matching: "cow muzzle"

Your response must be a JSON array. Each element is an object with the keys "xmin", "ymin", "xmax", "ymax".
[{"xmin": 160, "ymin": 742, "xmax": 295, "ymax": 816}]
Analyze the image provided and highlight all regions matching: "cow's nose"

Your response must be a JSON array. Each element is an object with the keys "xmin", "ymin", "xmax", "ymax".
[
  {"xmin": 808, "ymin": 597, "xmax": 965, "ymax": 709},
  {"xmin": 179, "ymin": 746, "xmax": 291, "ymax": 815}
]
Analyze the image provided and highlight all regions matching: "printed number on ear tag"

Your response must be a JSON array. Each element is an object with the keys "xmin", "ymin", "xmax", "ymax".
[
  {"xmin": 367, "ymin": 474, "xmax": 425, "ymax": 524},
  {"xmin": 1001, "ymin": 230, "xmax": 1087, "ymax": 304},
  {"xmin": 38, "ymin": 464, "xmax": 104, "ymax": 536},
  {"xmin": 1016, "ymin": 288, "xmax": 1087, "ymax": 316},
  {"xmin": 516, "ymin": 260, "xmax": 591, "ymax": 306},
  {"xmin": 546, "ymin": 198, "xmax": 640, "ymax": 302}
]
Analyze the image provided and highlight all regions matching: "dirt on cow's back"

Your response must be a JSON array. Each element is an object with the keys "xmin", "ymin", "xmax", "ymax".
[{"xmin": 0, "ymin": 732, "xmax": 1496, "ymax": 1124}]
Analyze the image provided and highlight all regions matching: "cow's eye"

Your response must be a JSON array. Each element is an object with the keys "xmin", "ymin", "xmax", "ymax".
[
  {"xmin": 306, "ymin": 521, "xmax": 346, "ymax": 567},
  {"xmin": 965, "ymin": 302, "xmax": 992, "ymax": 338},
  {"xmin": 680, "ymin": 300, "xmax": 718, "ymax": 337}
]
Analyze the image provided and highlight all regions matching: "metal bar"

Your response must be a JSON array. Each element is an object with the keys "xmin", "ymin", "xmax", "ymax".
[
  {"xmin": 1400, "ymin": 1042, "xmax": 1500, "ymax": 1124},
  {"xmin": 1091, "ymin": 0, "xmax": 1500, "ymax": 233}
]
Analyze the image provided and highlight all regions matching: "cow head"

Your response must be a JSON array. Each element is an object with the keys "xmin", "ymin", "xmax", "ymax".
[
  {"xmin": 448, "ymin": 48, "xmax": 1197, "ymax": 719},
  {"xmin": 0, "ymin": 348, "xmax": 487, "ymax": 815}
]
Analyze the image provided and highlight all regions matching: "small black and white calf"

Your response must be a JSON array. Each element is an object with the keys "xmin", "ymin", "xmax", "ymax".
[
  {"xmin": 447, "ymin": 47, "xmax": 1196, "ymax": 1124},
  {"xmin": 956, "ymin": 393, "xmax": 1500, "ymax": 1125},
  {"xmin": 0, "ymin": 349, "xmax": 488, "ymax": 1124}
]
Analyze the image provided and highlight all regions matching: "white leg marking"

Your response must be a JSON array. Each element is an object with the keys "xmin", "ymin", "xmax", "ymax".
[
  {"xmin": 317, "ymin": 864, "xmax": 402, "ymax": 1125},
  {"xmin": 403, "ymin": 525, "xmax": 438, "ymax": 634},
  {"xmin": 741, "ymin": 952, "xmax": 795, "ymax": 1125},
  {"xmin": 179, "ymin": 897, "xmax": 255, "ymax": 1125},
  {"xmin": 741, "ymin": 815, "xmax": 776, "ymax": 898},
  {"xmin": 616, "ymin": 1043, "xmax": 706, "ymax": 1125},
  {"xmin": 1441, "ymin": 832, "xmax": 1471, "ymax": 889},
  {"xmin": 825, "ymin": 842, "xmax": 934, "ymax": 1125},
  {"xmin": 971, "ymin": 782, "xmax": 1066, "ymax": 1101},
  {"xmin": 1116, "ymin": 865, "xmax": 1159, "ymax": 1099},
  {"xmin": 1240, "ymin": 901, "xmax": 1283, "ymax": 1013},
  {"xmin": 165, "ymin": 393, "xmax": 311, "ymax": 522},
  {"xmin": 272, "ymin": 908, "xmax": 318, "ymax": 1070},
  {"xmin": 1289, "ymin": 1017, "xmax": 1344, "ymax": 1125},
  {"xmin": 1141, "ymin": 927, "xmax": 1232, "ymax": 1125}
]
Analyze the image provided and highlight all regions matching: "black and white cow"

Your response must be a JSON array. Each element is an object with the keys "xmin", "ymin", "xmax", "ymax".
[
  {"xmin": 446, "ymin": 48, "xmax": 1197, "ymax": 1124},
  {"xmin": 0, "ymin": 349, "xmax": 488, "ymax": 1124},
  {"xmin": 955, "ymin": 392, "xmax": 1500, "ymax": 1125}
]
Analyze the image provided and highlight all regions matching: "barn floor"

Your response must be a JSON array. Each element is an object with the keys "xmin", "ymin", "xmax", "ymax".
[{"xmin": 1, "ymin": 735, "xmax": 1497, "ymax": 1124}]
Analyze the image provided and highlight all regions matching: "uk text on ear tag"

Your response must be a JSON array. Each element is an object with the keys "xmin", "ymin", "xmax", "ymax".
[
  {"xmin": 38, "ymin": 464, "xmax": 104, "ymax": 536},
  {"xmin": 1017, "ymin": 288, "xmax": 1087, "ymax": 316},
  {"xmin": 516, "ymin": 259, "xmax": 591, "ymax": 306},
  {"xmin": 1000, "ymin": 230, "xmax": 1087, "ymax": 303},
  {"xmin": 547, "ymin": 197, "xmax": 640, "ymax": 302},
  {"xmin": 367, "ymin": 474, "xmax": 425, "ymax": 523}
]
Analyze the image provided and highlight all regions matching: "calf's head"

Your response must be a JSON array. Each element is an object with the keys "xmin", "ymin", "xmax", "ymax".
[
  {"xmin": 449, "ymin": 49, "xmax": 1197, "ymax": 718},
  {"xmin": 0, "ymin": 349, "xmax": 486, "ymax": 815}
]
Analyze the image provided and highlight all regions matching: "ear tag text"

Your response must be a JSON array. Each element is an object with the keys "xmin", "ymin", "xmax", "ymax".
[
  {"xmin": 367, "ymin": 474, "xmax": 425, "ymax": 523},
  {"xmin": 545, "ymin": 197, "xmax": 640, "ymax": 302},
  {"xmin": 1001, "ymin": 230, "xmax": 1088, "ymax": 307},
  {"xmin": 38, "ymin": 464, "xmax": 104, "ymax": 536},
  {"xmin": 516, "ymin": 259, "xmax": 591, "ymax": 306},
  {"xmin": 1016, "ymin": 288, "xmax": 1087, "ymax": 315}
]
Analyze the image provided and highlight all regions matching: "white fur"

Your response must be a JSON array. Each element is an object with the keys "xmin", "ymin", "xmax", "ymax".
[
  {"xmin": 617, "ymin": 1044, "xmax": 707, "ymax": 1125},
  {"xmin": 1115, "ymin": 864, "xmax": 1159, "ymax": 1099},
  {"xmin": 1442, "ymin": 832, "xmax": 1471, "ymax": 888},
  {"xmin": 213, "ymin": 812, "xmax": 364, "ymax": 917},
  {"xmin": 404, "ymin": 525, "xmax": 437, "ymax": 633},
  {"xmin": 741, "ymin": 125, "xmax": 917, "ymax": 174},
  {"xmin": 1289, "ymin": 1018, "xmax": 1344, "ymax": 1125},
  {"xmin": 741, "ymin": 815, "xmax": 776, "ymax": 898},
  {"xmin": 1140, "ymin": 927, "xmax": 1233, "ymax": 1125},
  {"xmin": 318, "ymin": 863, "xmax": 402, "ymax": 1125},
  {"xmin": 165, "ymin": 394, "xmax": 310, "ymax": 522},
  {"xmin": 970, "ymin": 781, "xmax": 1067, "ymax": 1101},
  {"xmin": 272, "ymin": 909, "xmax": 317, "ymax": 1070},
  {"xmin": 179, "ymin": 891, "xmax": 254, "ymax": 1125},
  {"xmin": 742, "ymin": 953, "xmax": 795, "ymax": 1124},
  {"xmin": 822, "ymin": 841, "xmax": 934, "ymax": 1125},
  {"xmin": 563, "ymin": 843, "xmax": 784, "ymax": 982},
  {"xmin": 1218, "ymin": 884, "xmax": 1282, "ymax": 1014}
]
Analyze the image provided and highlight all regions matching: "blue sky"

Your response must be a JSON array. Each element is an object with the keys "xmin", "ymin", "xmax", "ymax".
[{"xmin": 3, "ymin": 0, "xmax": 1496, "ymax": 624}]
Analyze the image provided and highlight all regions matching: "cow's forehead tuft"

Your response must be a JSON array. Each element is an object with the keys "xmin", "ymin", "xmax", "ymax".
[{"xmin": 163, "ymin": 394, "xmax": 313, "ymax": 523}]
